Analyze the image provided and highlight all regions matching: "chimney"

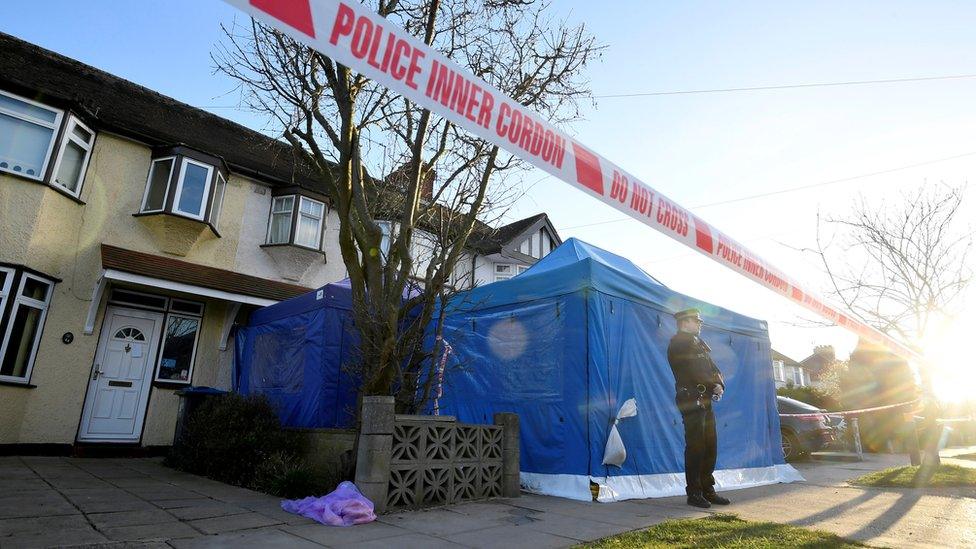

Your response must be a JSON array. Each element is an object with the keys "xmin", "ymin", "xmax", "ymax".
[{"xmin": 813, "ymin": 345, "xmax": 835, "ymax": 361}]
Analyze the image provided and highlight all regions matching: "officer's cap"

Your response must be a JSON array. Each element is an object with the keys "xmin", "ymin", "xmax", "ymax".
[{"xmin": 674, "ymin": 308, "xmax": 702, "ymax": 322}]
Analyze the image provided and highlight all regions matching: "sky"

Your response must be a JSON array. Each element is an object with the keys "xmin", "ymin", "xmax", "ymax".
[{"xmin": 3, "ymin": 0, "xmax": 974, "ymax": 365}]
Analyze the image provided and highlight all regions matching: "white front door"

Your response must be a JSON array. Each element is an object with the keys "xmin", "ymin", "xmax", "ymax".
[{"xmin": 78, "ymin": 307, "xmax": 163, "ymax": 442}]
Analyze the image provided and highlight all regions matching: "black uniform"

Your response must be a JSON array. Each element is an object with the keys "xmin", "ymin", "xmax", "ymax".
[{"xmin": 667, "ymin": 331, "xmax": 725, "ymax": 496}]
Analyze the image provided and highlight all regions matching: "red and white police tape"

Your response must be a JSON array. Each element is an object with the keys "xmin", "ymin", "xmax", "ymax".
[
  {"xmin": 223, "ymin": 0, "xmax": 923, "ymax": 364},
  {"xmin": 778, "ymin": 399, "xmax": 921, "ymax": 419}
]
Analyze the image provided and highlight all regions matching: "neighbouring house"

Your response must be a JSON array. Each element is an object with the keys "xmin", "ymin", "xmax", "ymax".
[
  {"xmin": 772, "ymin": 350, "xmax": 812, "ymax": 389},
  {"xmin": 0, "ymin": 33, "xmax": 560, "ymax": 452},
  {"xmin": 464, "ymin": 213, "xmax": 562, "ymax": 286},
  {"xmin": 798, "ymin": 345, "xmax": 836, "ymax": 387},
  {"xmin": 772, "ymin": 346, "xmax": 837, "ymax": 390}
]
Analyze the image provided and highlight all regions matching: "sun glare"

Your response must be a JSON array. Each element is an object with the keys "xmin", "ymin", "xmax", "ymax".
[{"xmin": 921, "ymin": 313, "xmax": 976, "ymax": 404}]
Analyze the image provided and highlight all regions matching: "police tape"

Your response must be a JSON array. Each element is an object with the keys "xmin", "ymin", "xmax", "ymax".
[
  {"xmin": 778, "ymin": 398, "xmax": 921, "ymax": 419},
  {"xmin": 914, "ymin": 416, "xmax": 975, "ymax": 424},
  {"xmin": 223, "ymin": 0, "xmax": 923, "ymax": 364}
]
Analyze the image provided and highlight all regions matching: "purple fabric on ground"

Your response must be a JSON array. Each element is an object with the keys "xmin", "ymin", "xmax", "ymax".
[{"xmin": 281, "ymin": 481, "xmax": 377, "ymax": 526}]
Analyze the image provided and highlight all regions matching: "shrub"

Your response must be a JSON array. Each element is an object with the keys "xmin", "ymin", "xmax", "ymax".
[
  {"xmin": 166, "ymin": 393, "xmax": 323, "ymax": 497},
  {"xmin": 777, "ymin": 385, "xmax": 840, "ymax": 411}
]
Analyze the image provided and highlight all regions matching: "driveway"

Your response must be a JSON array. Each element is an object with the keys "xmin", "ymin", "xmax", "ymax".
[{"xmin": 1, "ymin": 452, "xmax": 974, "ymax": 548}]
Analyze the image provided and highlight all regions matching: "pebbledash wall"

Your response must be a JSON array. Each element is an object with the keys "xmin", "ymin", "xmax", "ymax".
[{"xmin": 0, "ymin": 132, "xmax": 345, "ymax": 448}]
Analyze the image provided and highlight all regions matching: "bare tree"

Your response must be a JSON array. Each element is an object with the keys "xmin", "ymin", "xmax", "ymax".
[
  {"xmin": 813, "ymin": 183, "xmax": 972, "ymax": 468},
  {"xmin": 215, "ymin": 0, "xmax": 601, "ymax": 410},
  {"xmin": 813, "ymin": 184, "xmax": 972, "ymax": 345}
]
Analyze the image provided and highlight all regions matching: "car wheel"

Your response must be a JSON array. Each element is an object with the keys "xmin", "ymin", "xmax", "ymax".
[{"xmin": 781, "ymin": 429, "xmax": 802, "ymax": 461}]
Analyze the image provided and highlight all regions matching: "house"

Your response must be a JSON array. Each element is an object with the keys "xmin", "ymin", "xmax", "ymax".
[
  {"xmin": 771, "ymin": 350, "xmax": 813, "ymax": 389},
  {"xmin": 0, "ymin": 33, "xmax": 560, "ymax": 452},
  {"xmin": 464, "ymin": 213, "xmax": 562, "ymax": 286},
  {"xmin": 798, "ymin": 345, "xmax": 836, "ymax": 386}
]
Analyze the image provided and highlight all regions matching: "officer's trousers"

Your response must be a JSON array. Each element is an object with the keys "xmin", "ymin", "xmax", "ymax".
[{"xmin": 677, "ymin": 399, "xmax": 718, "ymax": 495}]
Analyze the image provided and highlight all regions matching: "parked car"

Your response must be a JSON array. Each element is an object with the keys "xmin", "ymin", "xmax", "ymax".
[{"xmin": 777, "ymin": 396, "xmax": 835, "ymax": 460}]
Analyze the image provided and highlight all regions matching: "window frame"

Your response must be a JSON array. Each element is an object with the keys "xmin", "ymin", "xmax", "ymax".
[
  {"xmin": 0, "ymin": 89, "xmax": 64, "ymax": 182},
  {"xmin": 378, "ymin": 220, "xmax": 392, "ymax": 261},
  {"xmin": 49, "ymin": 115, "xmax": 95, "ymax": 197},
  {"xmin": 266, "ymin": 195, "xmax": 296, "ymax": 245},
  {"xmin": 172, "ymin": 157, "xmax": 215, "ymax": 220},
  {"xmin": 0, "ymin": 271, "xmax": 54, "ymax": 384},
  {"xmin": 209, "ymin": 171, "xmax": 227, "ymax": 230},
  {"xmin": 294, "ymin": 196, "xmax": 326, "ymax": 249},
  {"xmin": 494, "ymin": 263, "xmax": 513, "ymax": 282},
  {"xmin": 140, "ymin": 156, "xmax": 177, "ymax": 214},
  {"xmin": 153, "ymin": 312, "xmax": 202, "ymax": 384}
]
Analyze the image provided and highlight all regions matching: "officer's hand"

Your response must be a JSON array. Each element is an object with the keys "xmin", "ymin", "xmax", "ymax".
[{"xmin": 713, "ymin": 385, "xmax": 724, "ymax": 397}]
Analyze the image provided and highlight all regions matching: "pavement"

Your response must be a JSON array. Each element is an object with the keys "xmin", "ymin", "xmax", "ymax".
[{"xmin": 1, "ymin": 450, "xmax": 974, "ymax": 548}]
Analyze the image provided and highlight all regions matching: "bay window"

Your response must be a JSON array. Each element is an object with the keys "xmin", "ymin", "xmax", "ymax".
[
  {"xmin": 0, "ymin": 268, "xmax": 55, "ymax": 385},
  {"xmin": 136, "ymin": 146, "xmax": 228, "ymax": 233},
  {"xmin": 0, "ymin": 89, "xmax": 96, "ymax": 198},
  {"xmin": 264, "ymin": 194, "xmax": 326, "ymax": 250}
]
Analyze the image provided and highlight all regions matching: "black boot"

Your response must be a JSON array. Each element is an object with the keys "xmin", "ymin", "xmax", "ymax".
[
  {"xmin": 686, "ymin": 491, "xmax": 711, "ymax": 508},
  {"xmin": 703, "ymin": 491, "xmax": 730, "ymax": 505}
]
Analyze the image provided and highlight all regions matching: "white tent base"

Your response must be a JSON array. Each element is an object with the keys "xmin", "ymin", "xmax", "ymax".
[{"xmin": 520, "ymin": 464, "xmax": 804, "ymax": 503}]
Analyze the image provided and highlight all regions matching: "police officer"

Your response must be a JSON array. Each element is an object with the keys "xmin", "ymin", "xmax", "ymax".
[{"xmin": 667, "ymin": 308, "xmax": 731, "ymax": 508}]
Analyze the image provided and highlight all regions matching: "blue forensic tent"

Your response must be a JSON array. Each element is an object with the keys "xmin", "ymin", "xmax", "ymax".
[
  {"xmin": 432, "ymin": 238, "xmax": 802, "ymax": 501},
  {"xmin": 234, "ymin": 280, "xmax": 360, "ymax": 428}
]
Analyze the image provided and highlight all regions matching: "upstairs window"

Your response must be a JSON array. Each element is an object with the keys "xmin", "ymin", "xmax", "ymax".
[
  {"xmin": 50, "ymin": 117, "xmax": 95, "ymax": 197},
  {"xmin": 0, "ymin": 89, "xmax": 97, "ymax": 199},
  {"xmin": 267, "ymin": 196, "xmax": 295, "ymax": 244},
  {"xmin": 264, "ymin": 194, "xmax": 327, "ymax": 250},
  {"xmin": 0, "ymin": 90, "xmax": 61, "ymax": 181},
  {"xmin": 295, "ymin": 197, "xmax": 325, "ymax": 248},
  {"xmin": 137, "ymin": 147, "xmax": 228, "ymax": 232},
  {"xmin": 141, "ymin": 157, "xmax": 175, "ymax": 212},
  {"xmin": 173, "ymin": 158, "xmax": 213, "ymax": 220}
]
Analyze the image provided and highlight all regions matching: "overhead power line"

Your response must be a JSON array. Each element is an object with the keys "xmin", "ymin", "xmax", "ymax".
[
  {"xmin": 594, "ymin": 72, "xmax": 976, "ymax": 98},
  {"xmin": 559, "ymin": 150, "xmax": 976, "ymax": 230}
]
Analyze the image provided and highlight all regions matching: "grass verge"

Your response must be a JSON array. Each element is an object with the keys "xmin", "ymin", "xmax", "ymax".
[
  {"xmin": 849, "ymin": 464, "xmax": 976, "ymax": 488},
  {"xmin": 952, "ymin": 452, "xmax": 976, "ymax": 462},
  {"xmin": 577, "ymin": 514, "xmax": 866, "ymax": 548}
]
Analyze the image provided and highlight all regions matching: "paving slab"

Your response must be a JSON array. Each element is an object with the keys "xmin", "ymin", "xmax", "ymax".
[
  {"xmin": 100, "ymin": 520, "xmax": 201, "ymax": 542},
  {"xmin": 0, "ymin": 514, "xmax": 92, "ymax": 536},
  {"xmin": 379, "ymin": 507, "xmax": 508, "ymax": 537},
  {"xmin": 0, "ymin": 477, "xmax": 50, "ymax": 492},
  {"xmin": 188, "ymin": 511, "xmax": 284, "ymax": 534},
  {"xmin": 0, "ymin": 526, "xmax": 108, "ymax": 548},
  {"xmin": 447, "ymin": 524, "xmax": 581, "ymax": 549},
  {"xmin": 346, "ymin": 531, "xmax": 467, "ymax": 549},
  {"xmin": 238, "ymin": 499, "xmax": 318, "ymax": 525},
  {"xmin": 514, "ymin": 511, "xmax": 631, "ymax": 542},
  {"xmin": 167, "ymin": 526, "xmax": 324, "ymax": 548},
  {"xmin": 87, "ymin": 508, "xmax": 180, "ymax": 529},
  {"xmin": 123, "ymin": 485, "xmax": 205, "ymax": 502},
  {"xmin": 0, "ymin": 489, "xmax": 78, "ymax": 519},
  {"xmin": 283, "ymin": 520, "xmax": 413, "ymax": 545},
  {"xmin": 150, "ymin": 498, "xmax": 223, "ymax": 510},
  {"xmin": 46, "ymin": 475, "xmax": 114, "ymax": 490},
  {"xmin": 61, "ymin": 488, "xmax": 156, "ymax": 514},
  {"xmin": 168, "ymin": 502, "xmax": 249, "ymax": 521}
]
